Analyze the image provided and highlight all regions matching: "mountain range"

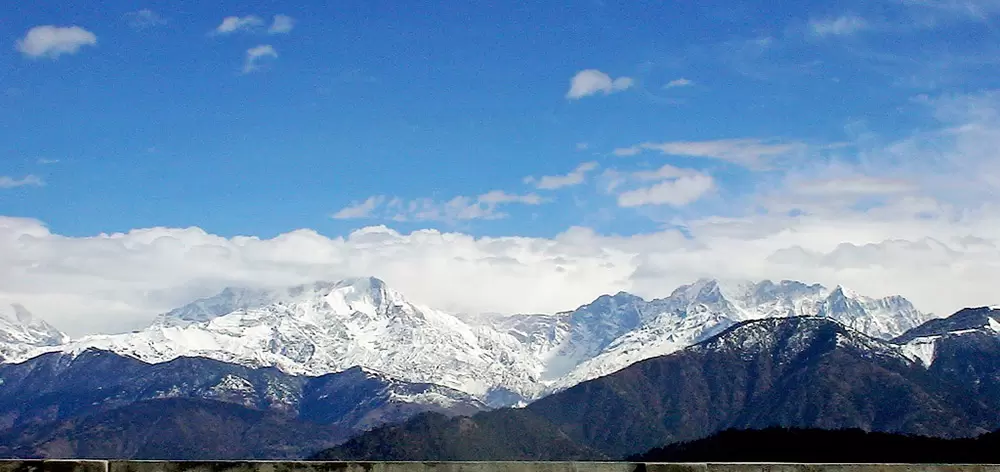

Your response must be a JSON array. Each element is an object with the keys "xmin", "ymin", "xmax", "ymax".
[
  {"xmin": 0, "ymin": 275, "xmax": 995, "ymax": 460},
  {"xmin": 317, "ymin": 307, "xmax": 1000, "ymax": 461},
  {"xmin": 1, "ymin": 276, "xmax": 934, "ymax": 406}
]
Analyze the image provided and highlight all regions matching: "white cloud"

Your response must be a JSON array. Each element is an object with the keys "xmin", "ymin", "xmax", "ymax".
[
  {"xmin": 36, "ymin": 158, "xmax": 60, "ymax": 165},
  {"xmin": 16, "ymin": 25, "xmax": 97, "ymax": 59},
  {"xmin": 665, "ymin": 78, "xmax": 694, "ymax": 88},
  {"xmin": 576, "ymin": 142, "xmax": 590, "ymax": 151},
  {"xmin": 243, "ymin": 45, "xmax": 277, "ymax": 73},
  {"xmin": 8, "ymin": 196, "xmax": 1000, "ymax": 337},
  {"xmin": 6, "ymin": 89, "xmax": 1000, "ymax": 340},
  {"xmin": 0, "ymin": 175, "xmax": 44, "ymax": 189},
  {"xmin": 214, "ymin": 16, "xmax": 265, "ymax": 35},
  {"xmin": 524, "ymin": 162, "xmax": 599, "ymax": 190},
  {"xmin": 124, "ymin": 9, "xmax": 166, "ymax": 30},
  {"xmin": 566, "ymin": 69, "xmax": 634, "ymax": 99},
  {"xmin": 809, "ymin": 15, "xmax": 869, "ymax": 36},
  {"xmin": 268, "ymin": 15, "xmax": 295, "ymax": 34},
  {"xmin": 614, "ymin": 138, "xmax": 805, "ymax": 169},
  {"xmin": 617, "ymin": 170, "xmax": 714, "ymax": 207},
  {"xmin": 332, "ymin": 196, "xmax": 385, "ymax": 219}
]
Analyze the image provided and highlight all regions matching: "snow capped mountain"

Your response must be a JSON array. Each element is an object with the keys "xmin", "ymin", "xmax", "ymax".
[
  {"xmin": 40, "ymin": 277, "xmax": 552, "ymax": 403},
  {"xmin": 541, "ymin": 278, "xmax": 933, "ymax": 392},
  {"xmin": 9, "ymin": 276, "xmax": 933, "ymax": 405},
  {"xmin": 0, "ymin": 303, "xmax": 68, "ymax": 362}
]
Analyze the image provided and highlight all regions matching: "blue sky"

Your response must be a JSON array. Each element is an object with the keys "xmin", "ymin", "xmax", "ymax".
[
  {"xmin": 3, "ymin": 1, "xmax": 1000, "ymax": 334},
  {"xmin": 4, "ymin": 0, "xmax": 998, "ymax": 240}
]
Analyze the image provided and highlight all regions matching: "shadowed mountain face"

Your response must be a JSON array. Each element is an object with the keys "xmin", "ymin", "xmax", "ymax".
[
  {"xmin": 0, "ymin": 349, "xmax": 484, "ymax": 459},
  {"xmin": 313, "ymin": 409, "xmax": 603, "ymax": 461},
  {"xmin": 316, "ymin": 315, "xmax": 1000, "ymax": 461},
  {"xmin": 0, "ymin": 398, "xmax": 349, "ymax": 460}
]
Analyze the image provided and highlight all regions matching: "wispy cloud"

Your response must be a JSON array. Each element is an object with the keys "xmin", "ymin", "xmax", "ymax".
[
  {"xmin": 331, "ymin": 196, "xmax": 385, "ymax": 219},
  {"xmin": 605, "ymin": 164, "xmax": 715, "ymax": 207},
  {"xmin": 243, "ymin": 45, "xmax": 277, "ymax": 73},
  {"xmin": 268, "ymin": 15, "xmax": 295, "ymax": 34},
  {"xmin": 16, "ymin": 25, "xmax": 97, "ymax": 59},
  {"xmin": 566, "ymin": 69, "xmax": 634, "ymax": 99},
  {"xmin": 213, "ymin": 15, "xmax": 295, "ymax": 35},
  {"xmin": 0, "ymin": 175, "xmax": 44, "ymax": 189},
  {"xmin": 333, "ymin": 191, "xmax": 544, "ymax": 222},
  {"xmin": 664, "ymin": 78, "xmax": 694, "ymax": 88},
  {"xmin": 124, "ymin": 9, "xmax": 166, "ymax": 30},
  {"xmin": 613, "ymin": 138, "xmax": 806, "ymax": 170},
  {"xmin": 789, "ymin": 176, "xmax": 916, "ymax": 196},
  {"xmin": 524, "ymin": 162, "xmax": 599, "ymax": 190},
  {"xmin": 36, "ymin": 158, "xmax": 60, "ymax": 165},
  {"xmin": 213, "ymin": 16, "xmax": 265, "ymax": 35},
  {"xmin": 898, "ymin": 0, "xmax": 1000, "ymax": 22},
  {"xmin": 809, "ymin": 14, "xmax": 869, "ymax": 37}
]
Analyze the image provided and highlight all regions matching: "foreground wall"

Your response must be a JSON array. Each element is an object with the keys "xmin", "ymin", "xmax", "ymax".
[{"xmin": 3, "ymin": 462, "xmax": 1000, "ymax": 472}]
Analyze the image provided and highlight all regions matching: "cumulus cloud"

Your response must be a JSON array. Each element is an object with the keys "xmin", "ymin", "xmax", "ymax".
[
  {"xmin": 566, "ymin": 69, "xmax": 634, "ymax": 99},
  {"xmin": 665, "ymin": 78, "xmax": 694, "ymax": 88},
  {"xmin": 0, "ymin": 175, "xmax": 44, "ymax": 188},
  {"xmin": 268, "ymin": 15, "xmax": 295, "ymax": 34},
  {"xmin": 16, "ymin": 25, "xmax": 97, "ymax": 59},
  {"xmin": 808, "ymin": 15, "xmax": 869, "ymax": 36},
  {"xmin": 243, "ymin": 45, "xmax": 277, "ymax": 73},
  {"xmin": 332, "ymin": 191, "xmax": 544, "ymax": 223},
  {"xmin": 214, "ymin": 16, "xmax": 265, "ymax": 35},
  {"xmin": 5, "ymin": 89, "xmax": 1000, "ymax": 339},
  {"xmin": 613, "ymin": 138, "xmax": 805, "ymax": 170},
  {"xmin": 524, "ymin": 162, "xmax": 599, "ymax": 190},
  {"xmin": 6, "ymin": 196, "xmax": 1000, "ymax": 337},
  {"xmin": 124, "ymin": 9, "xmax": 166, "ymax": 30}
]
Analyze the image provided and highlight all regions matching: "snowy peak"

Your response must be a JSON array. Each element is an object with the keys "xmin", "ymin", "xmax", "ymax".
[
  {"xmin": 321, "ymin": 277, "xmax": 416, "ymax": 319},
  {"xmin": 0, "ymin": 303, "xmax": 68, "ymax": 362},
  {"xmin": 156, "ymin": 277, "xmax": 409, "ymax": 327},
  {"xmin": 0, "ymin": 303, "xmax": 67, "ymax": 345}
]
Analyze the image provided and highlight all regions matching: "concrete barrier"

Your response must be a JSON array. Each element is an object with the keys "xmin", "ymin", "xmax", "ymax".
[{"xmin": 0, "ymin": 462, "xmax": 997, "ymax": 472}]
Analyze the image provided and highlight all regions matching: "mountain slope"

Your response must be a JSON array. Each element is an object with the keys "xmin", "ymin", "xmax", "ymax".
[
  {"xmin": 895, "ymin": 307, "xmax": 1000, "ymax": 412},
  {"xmin": 0, "ymin": 348, "xmax": 484, "ymax": 442},
  {"xmin": 317, "ymin": 316, "xmax": 994, "ymax": 461},
  {"xmin": 311, "ymin": 409, "xmax": 603, "ymax": 461},
  {"xmin": 0, "ymin": 398, "xmax": 348, "ymax": 460}
]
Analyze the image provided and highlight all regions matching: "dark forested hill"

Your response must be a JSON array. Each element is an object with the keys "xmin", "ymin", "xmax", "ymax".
[{"xmin": 630, "ymin": 427, "xmax": 1000, "ymax": 463}]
